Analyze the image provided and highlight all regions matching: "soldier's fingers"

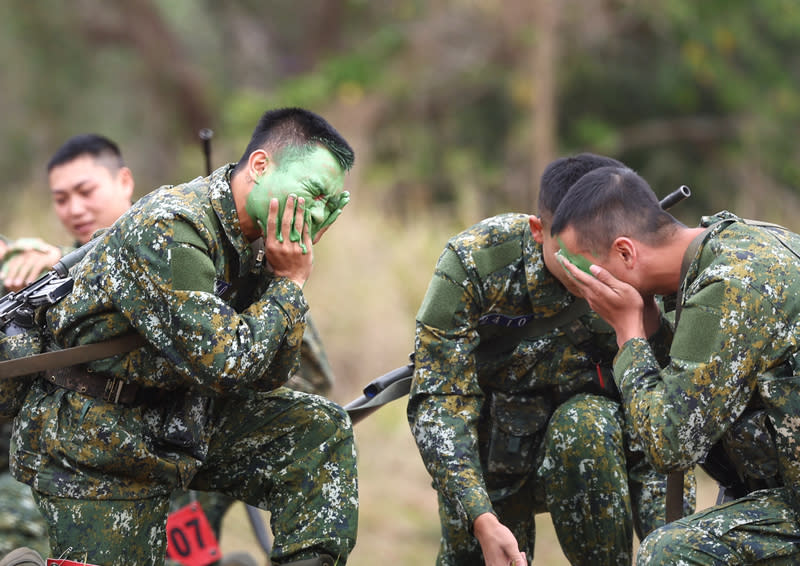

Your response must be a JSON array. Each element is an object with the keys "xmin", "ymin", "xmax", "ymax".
[
  {"xmin": 278, "ymin": 195, "xmax": 297, "ymax": 244},
  {"xmin": 560, "ymin": 256, "xmax": 595, "ymax": 287},
  {"xmin": 266, "ymin": 197, "xmax": 283, "ymax": 243},
  {"xmin": 289, "ymin": 196, "xmax": 306, "ymax": 243}
]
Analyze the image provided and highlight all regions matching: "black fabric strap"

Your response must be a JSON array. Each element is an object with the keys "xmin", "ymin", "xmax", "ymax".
[{"xmin": 0, "ymin": 332, "xmax": 146, "ymax": 379}]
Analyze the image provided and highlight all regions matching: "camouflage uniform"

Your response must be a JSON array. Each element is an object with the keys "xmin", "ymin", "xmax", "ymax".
[
  {"xmin": 3, "ymin": 235, "xmax": 335, "ymax": 562},
  {"xmin": 167, "ymin": 313, "xmax": 336, "ymax": 558},
  {"xmin": 9, "ymin": 165, "xmax": 358, "ymax": 566},
  {"xmin": 407, "ymin": 214, "xmax": 694, "ymax": 566},
  {"xmin": 167, "ymin": 315, "xmax": 335, "ymax": 557},
  {"xmin": 614, "ymin": 211, "xmax": 800, "ymax": 564}
]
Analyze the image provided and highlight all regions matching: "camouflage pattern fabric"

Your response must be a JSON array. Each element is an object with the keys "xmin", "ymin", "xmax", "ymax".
[
  {"xmin": 9, "ymin": 165, "xmax": 357, "ymax": 565},
  {"xmin": 637, "ymin": 488, "xmax": 800, "ymax": 565},
  {"xmin": 407, "ymin": 214, "xmax": 694, "ymax": 565},
  {"xmin": 612, "ymin": 211, "xmax": 800, "ymax": 563},
  {"xmin": 166, "ymin": 315, "xmax": 336, "ymax": 562},
  {"xmin": 32, "ymin": 387, "xmax": 355, "ymax": 566},
  {"xmin": 0, "ymin": 313, "xmax": 336, "ymax": 564}
]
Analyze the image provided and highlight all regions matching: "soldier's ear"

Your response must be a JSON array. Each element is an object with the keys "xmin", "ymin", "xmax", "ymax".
[
  {"xmin": 612, "ymin": 236, "xmax": 637, "ymax": 268},
  {"xmin": 118, "ymin": 167, "xmax": 135, "ymax": 201},
  {"xmin": 529, "ymin": 215, "xmax": 544, "ymax": 244},
  {"xmin": 247, "ymin": 149, "xmax": 270, "ymax": 180}
]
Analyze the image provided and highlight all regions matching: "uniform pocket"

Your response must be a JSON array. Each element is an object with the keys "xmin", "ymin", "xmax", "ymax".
[{"xmin": 485, "ymin": 391, "xmax": 551, "ymax": 475}]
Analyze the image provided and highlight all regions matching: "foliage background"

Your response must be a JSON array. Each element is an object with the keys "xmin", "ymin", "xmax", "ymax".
[{"xmin": 0, "ymin": 0, "xmax": 794, "ymax": 563}]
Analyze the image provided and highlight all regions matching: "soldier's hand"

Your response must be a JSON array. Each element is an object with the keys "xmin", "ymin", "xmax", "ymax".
[
  {"xmin": 264, "ymin": 195, "xmax": 313, "ymax": 288},
  {"xmin": 559, "ymin": 255, "xmax": 646, "ymax": 347},
  {"xmin": 473, "ymin": 513, "xmax": 527, "ymax": 566},
  {"xmin": 1, "ymin": 241, "xmax": 63, "ymax": 291}
]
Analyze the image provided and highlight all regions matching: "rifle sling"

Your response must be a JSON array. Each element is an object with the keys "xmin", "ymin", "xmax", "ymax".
[
  {"xmin": 665, "ymin": 227, "xmax": 713, "ymax": 523},
  {"xmin": 0, "ymin": 332, "xmax": 146, "ymax": 379}
]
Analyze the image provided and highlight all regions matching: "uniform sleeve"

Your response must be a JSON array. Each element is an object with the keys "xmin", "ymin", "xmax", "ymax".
[
  {"xmin": 78, "ymin": 217, "xmax": 306, "ymax": 394},
  {"xmin": 613, "ymin": 276, "xmax": 777, "ymax": 472},
  {"xmin": 407, "ymin": 250, "xmax": 494, "ymax": 526}
]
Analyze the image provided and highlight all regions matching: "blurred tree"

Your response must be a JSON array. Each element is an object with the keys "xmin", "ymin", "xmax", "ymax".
[{"xmin": 2, "ymin": 0, "xmax": 800, "ymax": 231}]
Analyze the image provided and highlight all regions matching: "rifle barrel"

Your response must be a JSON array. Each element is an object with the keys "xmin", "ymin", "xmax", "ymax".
[
  {"xmin": 659, "ymin": 185, "xmax": 691, "ymax": 211},
  {"xmin": 53, "ymin": 237, "xmax": 99, "ymax": 277},
  {"xmin": 199, "ymin": 128, "xmax": 214, "ymax": 176}
]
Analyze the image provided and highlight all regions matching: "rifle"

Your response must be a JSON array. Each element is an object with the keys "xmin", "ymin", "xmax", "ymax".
[
  {"xmin": 344, "ymin": 355, "xmax": 414, "ymax": 425},
  {"xmin": 659, "ymin": 184, "xmax": 691, "ymax": 211},
  {"xmin": 344, "ymin": 185, "xmax": 693, "ymax": 425},
  {"xmin": 0, "ymin": 241, "xmax": 97, "ymax": 336}
]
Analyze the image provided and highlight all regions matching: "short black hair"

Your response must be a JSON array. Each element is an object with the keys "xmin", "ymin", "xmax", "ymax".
[
  {"xmin": 538, "ymin": 153, "xmax": 626, "ymax": 217},
  {"xmin": 551, "ymin": 166, "xmax": 679, "ymax": 253},
  {"xmin": 47, "ymin": 134, "xmax": 124, "ymax": 172},
  {"xmin": 234, "ymin": 107, "xmax": 355, "ymax": 174}
]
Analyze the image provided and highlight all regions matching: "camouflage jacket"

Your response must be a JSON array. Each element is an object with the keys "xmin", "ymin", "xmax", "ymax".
[
  {"xmin": 614, "ymin": 211, "xmax": 800, "ymax": 511},
  {"xmin": 11, "ymin": 164, "xmax": 308, "ymax": 498},
  {"xmin": 407, "ymin": 213, "xmax": 671, "ymax": 526}
]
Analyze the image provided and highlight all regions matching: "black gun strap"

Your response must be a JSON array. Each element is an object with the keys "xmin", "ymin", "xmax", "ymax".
[{"xmin": 0, "ymin": 332, "xmax": 146, "ymax": 379}]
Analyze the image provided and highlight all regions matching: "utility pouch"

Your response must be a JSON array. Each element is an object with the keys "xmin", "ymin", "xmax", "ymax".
[
  {"xmin": 157, "ymin": 389, "xmax": 213, "ymax": 461},
  {"xmin": 486, "ymin": 391, "xmax": 552, "ymax": 475}
]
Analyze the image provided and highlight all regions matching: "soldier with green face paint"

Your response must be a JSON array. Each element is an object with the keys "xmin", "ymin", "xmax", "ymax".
[
  {"xmin": 8, "ymin": 108, "xmax": 357, "ymax": 566},
  {"xmin": 552, "ymin": 166, "xmax": 800, "ymax": 565},
  {"xmin": 0, "ymin": 133, "xmax": 342, "ymax": 566},
  {"xmin": 408, "ymin": 153, "xmax": 695, "ymax": 566}
]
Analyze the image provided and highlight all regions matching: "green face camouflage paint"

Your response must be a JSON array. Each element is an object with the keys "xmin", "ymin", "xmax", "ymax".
[
  {"xmin": 555, "ymin": 236, "xmax": 594, "ymax": 276},
  {"xmin": 245, "ymin": 145, "xmax": 349, "ymax": 251}
]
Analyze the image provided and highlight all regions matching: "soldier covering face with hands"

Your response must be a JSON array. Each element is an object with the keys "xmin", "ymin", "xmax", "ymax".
[
  {"xmin": 552, "ymin": 166, "xmax": 800, "ymax": 564},
  {"xmin": 8, "ymin": 108, "xmax": 358, "ymax": 566}
]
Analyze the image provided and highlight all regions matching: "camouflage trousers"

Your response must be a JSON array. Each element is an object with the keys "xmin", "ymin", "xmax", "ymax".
[
  {"xmin": 31, "ymin": 388, "xmax": 358, "ymax": 566},
  {"xmin": 436, "ymin": 394, "xmax": 695, "ymax": 566},
  {"xmin": 637, "ymin": 486, "xmax": 800, "ymax": 565}
]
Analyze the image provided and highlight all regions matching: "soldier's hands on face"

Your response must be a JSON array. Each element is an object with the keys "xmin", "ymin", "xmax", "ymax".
[
  {"xmin": 1, "ymin": 243, "xmax": 63, "ymax": 292},
  {"xmin": 560, "ymin": 256, "xmax": 646, "ymax": 346},
  {"xmin": 264, "ymin": 195, "xmax": 313, "ymax": 288},
  {"xmin": 310, "ymin": 190, "xmax": 350, "ymax": 244}
]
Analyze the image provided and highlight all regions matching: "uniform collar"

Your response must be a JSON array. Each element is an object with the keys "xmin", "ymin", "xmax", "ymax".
[{"xmin": 208, "ymin": 164, "xmax": 259, "ymax": 277}]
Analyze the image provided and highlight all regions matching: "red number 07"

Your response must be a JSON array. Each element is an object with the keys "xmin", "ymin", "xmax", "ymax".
[{"xmin": 165, "ymin": 502, "xmax": 221, "ymax": 566}]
